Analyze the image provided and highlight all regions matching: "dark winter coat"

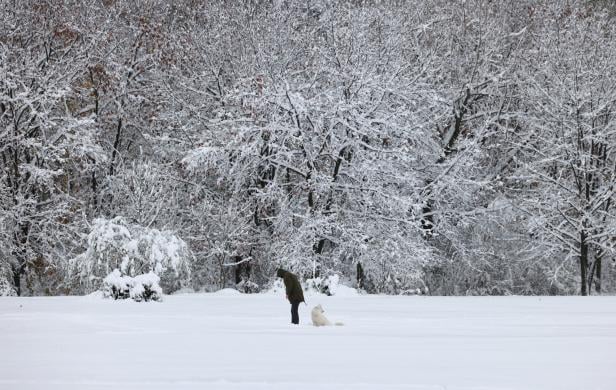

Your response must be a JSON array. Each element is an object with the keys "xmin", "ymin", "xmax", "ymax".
[{"xmin": 277, "ymin": 268, "xmax": 305, "ymax": 303}]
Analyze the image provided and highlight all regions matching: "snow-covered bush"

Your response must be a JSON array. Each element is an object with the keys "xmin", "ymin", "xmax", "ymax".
[
  {"xmin": 102, "ymin": 269, "xmax": 162, "ymax": 302},
  {"xmin": 236, "ymin": 278, "xmax": 259, "ymax": 293},
  {"xmin": 102, "ymin": 269, "xmax": 133, "ymax": 300},
  {"xmin": 305, "ymin": 274, "xmax": 342, "ymax": 296},
  {"xmin": 130, "ymin": 273, "xmax": 163, "ymax": 302},
  {"xmin": 71, "ymin": 217, "xmax": 192, "ymax": 293}
]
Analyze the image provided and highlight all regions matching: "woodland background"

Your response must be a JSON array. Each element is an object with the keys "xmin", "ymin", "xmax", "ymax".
[{"xmin": 1, "ymin": 0, "xmax": 615, "ymax": 297}]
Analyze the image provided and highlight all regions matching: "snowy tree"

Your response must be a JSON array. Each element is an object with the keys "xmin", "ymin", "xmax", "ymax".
[
  {"xmin": 70, "ymin": 217, "xmax": 192, "ymax": 293},
  {"xmin": 2, "ymin": 0, "xmax": 615, "ymax": 296},
  {"xmin": 511, "ymin": 4, "xmax": 616, "ymax": 295},
  {"xmin": 175, "ymin": 1, "xmax": 447, "ymax": 292},
  {"xmin": 0, "ymin": 3, "xmax": 98, "ymax": 295}
]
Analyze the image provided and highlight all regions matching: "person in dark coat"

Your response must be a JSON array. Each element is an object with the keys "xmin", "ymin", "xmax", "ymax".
[{"xmin": 276, "ymin": 268, "xmax": 305, "ymax": 324}]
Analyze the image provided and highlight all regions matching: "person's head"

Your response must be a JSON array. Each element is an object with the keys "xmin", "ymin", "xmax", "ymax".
[{"xmin": 276, "ymin": 268, "xmax": 286, "ymax": 278}]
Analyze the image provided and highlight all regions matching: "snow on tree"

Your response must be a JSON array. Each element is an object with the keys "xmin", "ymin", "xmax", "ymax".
[
  {"xmin": 70, "ymin": 217, "xmax": 192, "ymax": 293},
  {"xmin": 0, "ymin": 258, "xmax": 16, "ymax": 297},
  {"xmin": 2, "ymin": 0, "xmax": 615, "ymax": 296},
  {"xmin": 176, "ymin": 2, "xmax": 446, "ymax": 293},
  {"xmin": 509, "ymin": 4, "xmax": 616, "ymax": 295}
]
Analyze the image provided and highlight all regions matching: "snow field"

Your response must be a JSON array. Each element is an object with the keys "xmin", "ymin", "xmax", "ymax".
[{"xmin": 1, "ymin": 293, "xmax": 615, "ymax": 390}]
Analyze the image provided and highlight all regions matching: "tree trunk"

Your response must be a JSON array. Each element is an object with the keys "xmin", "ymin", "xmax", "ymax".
[
  {"xmin": 109, "ymin": 118, "xmax": 123, "ymax": 176},
  {"xmin": 312, "ymin": 145, "xmax": 351, "ymax": 259},
  {"xmin": 91, "ymin": 170, "xmax": 98, "ymax": 212},
  {"xmin": 580, "ymin": 231, "xmax": 588, "ymax": 296},
  {"xmin": 13, "ymin": 221, "xmax": 31, "ymax": 297},
  {"xmin": 594, "ymin": 258, "xmax": 601, "ymax": 294},
  {"xmin": 11, "ymin": 264, "xmax": 21, "ymax": 296},
  {"xmin": 356, "ymin": 262, "xmax": 365, "ymax": 290},
  {"xmin": 422, "ymin": 89, "xmax": 475, "ymax": 237},
  {"xmin": 420, "ymin": 197, "xmax": 434, "ymax": 237}
]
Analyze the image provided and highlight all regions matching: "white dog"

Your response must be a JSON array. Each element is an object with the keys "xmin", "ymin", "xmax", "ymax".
[{"xmin": 311, "ymin": 304, "xmax": 344, "ymax": 326}]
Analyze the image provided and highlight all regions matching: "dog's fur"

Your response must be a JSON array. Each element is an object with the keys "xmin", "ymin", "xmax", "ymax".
[{"xmin": 311, "ymin": 304, "xmax": 344, "ymax": 326}]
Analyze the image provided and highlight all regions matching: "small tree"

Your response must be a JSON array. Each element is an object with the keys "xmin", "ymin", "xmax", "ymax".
[{"xmin": 70, "ymin": 217, "xmax": 192, "ymax": 293}]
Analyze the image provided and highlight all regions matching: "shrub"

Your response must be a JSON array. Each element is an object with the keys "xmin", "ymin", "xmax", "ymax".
[
  {"xmin": 130, "ymin": 273, "xmax": 163, "ymax": 302},
  {"xmin": 102, "ymin": 269, "xmax": 162, "ymax": 302},
  {"xmin": 305, "ymin": 274, "xmax": 342, "ymax": 296},
  {"xmin": 71, "ymin": 217, "xmax": 192, "ymax": 293},
  {"xmin": 236, "ymin": 278, "xmax": 259, "ymax": 293},
  {"xmin": 102, "ymin": 269, "xmax": 133, "ymax": 299}
]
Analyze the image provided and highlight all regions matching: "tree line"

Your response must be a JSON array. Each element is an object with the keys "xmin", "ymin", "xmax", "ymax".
[{"xmin": 1, "ymin": 0, "xmax": 615, "ymax": 296}]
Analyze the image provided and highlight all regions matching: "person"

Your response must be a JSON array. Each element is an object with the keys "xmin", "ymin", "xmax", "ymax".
[{"xmin": 276, "ymin": 268, "xmax": 305, "ymax": 325}]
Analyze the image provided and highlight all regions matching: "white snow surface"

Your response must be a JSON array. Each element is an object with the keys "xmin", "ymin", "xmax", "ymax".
[{"xmin": 1, "ymin": 294, "xmax": 615, "ymax": 390}]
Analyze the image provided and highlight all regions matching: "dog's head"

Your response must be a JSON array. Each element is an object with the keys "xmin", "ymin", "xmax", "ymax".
[{"xmin": 313, "ymin": 304, "xmax": 325, "ymax": 314}]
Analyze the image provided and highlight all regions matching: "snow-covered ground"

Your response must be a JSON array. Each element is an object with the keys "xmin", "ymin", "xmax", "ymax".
[{"xmin": 1, "ymin": 292, "xmax": 615, "ymax": 390}]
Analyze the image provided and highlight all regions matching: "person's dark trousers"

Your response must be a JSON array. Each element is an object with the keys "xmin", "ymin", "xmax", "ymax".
[{"xmin": 290, "ymin": 301, "xmax": 300, "ymax": 324}]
